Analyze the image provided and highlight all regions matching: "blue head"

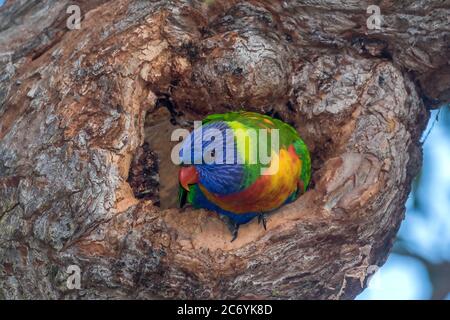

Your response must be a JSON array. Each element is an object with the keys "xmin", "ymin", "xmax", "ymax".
[{"xmin": 178, "ymin": 121, "xmax": 244, "ymax": 195}]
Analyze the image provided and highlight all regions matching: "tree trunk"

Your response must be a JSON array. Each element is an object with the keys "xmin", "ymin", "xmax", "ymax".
[{"xmin": 0, "ymin": 0, "xmax": 448, "ymax": 299}]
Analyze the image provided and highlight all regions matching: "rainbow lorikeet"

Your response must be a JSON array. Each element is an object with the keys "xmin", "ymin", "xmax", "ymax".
[{"xmin": 178, "ymin": 111, "xmax": 311, "ymax": 241}]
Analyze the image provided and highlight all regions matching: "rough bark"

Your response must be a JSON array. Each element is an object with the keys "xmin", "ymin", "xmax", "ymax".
[{"xmin": 0, "ymin": 0, "xmax": 448, "ymax": 299}]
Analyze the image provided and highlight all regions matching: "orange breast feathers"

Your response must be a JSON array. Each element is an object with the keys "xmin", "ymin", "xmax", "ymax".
[{"xmin": 199, "ymin": 146, "xmax": 302, "ymax": 214}]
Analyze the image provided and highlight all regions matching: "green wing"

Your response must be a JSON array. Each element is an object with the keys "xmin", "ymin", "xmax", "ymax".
[
  {"xmin": 293, "ymin": 138, "xmax": 311, "ymax": 192},
  {"xmin": 203, "ymin": 111, "xmax": 311, "ymax": 191}
]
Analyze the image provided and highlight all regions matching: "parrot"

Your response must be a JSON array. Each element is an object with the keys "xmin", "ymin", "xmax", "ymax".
[{"xmin": 178, "ymin": 111, "xmax": 311, "ymax": 241}]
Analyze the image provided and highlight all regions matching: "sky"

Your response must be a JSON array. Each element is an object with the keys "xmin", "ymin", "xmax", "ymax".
[{"xmin": 358, "ymin": 109, "xmax": 450, "ymax": 299}]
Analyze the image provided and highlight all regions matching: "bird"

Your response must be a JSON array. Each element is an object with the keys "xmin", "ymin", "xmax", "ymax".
[{"xmin": 178, "ymin": 111, "xmax": 311, "ymax": 241}]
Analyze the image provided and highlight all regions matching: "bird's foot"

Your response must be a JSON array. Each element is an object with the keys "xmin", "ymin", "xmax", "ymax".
[
  {"xmin": 222, "ymin": 216, "xmax": 240, "ymax": 242},
  {"xmin": 230, "ymin": 223, "xmax": 239, "ymax": 242},
  {"xmin": 258, "ymin": 213, "xmax": 267, "ymax": 230}
]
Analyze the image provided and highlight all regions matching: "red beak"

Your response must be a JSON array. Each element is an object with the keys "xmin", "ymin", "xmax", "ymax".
[{"xmin": 179, "ymin": 166, "xmax": 199, "ymax": 191}]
